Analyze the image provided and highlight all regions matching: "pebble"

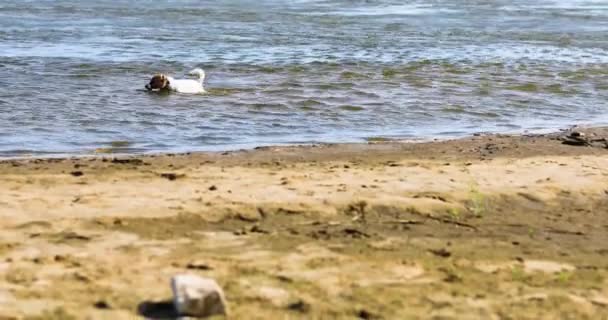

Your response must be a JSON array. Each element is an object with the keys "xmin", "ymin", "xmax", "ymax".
[
  {"xmin": 186, "ymin": 260, "xmax": 213, "ymax": 271},
  {"xmin": 287, "ymin": 300, "xmax": 310, "ymax": 313},
  {"xmin": 93, "ymin": 300, "xmax": 111, "ymax": 309},
  {"xmin": 70, "ymin": 171, "xmax": 84, "ymax": 177},
  {"xmin": 570, "ymin": 131, "xmax": 585, "ymax": 138},
  {"xmin": 161, "ymin": 173, "xmax": 183, "ymax": 181},
  {"xmin": 171, "ymin": 274, "xmax": 227, "ymax": 318}
]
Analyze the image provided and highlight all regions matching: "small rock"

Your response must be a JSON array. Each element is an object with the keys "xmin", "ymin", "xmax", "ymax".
[
  {"xmin": 160, "ymin": 173, "xmax": 184, "ymax": 181},
  {"xmin": 569, "ymin": 131, "xmax": 585, "ymax": 138},
  {"xmin": 521, "ymin": 293, "xmax": 548, "ymax": 301},
  {"xmin": 249, "ymin": 225, "xmax": 270, "ymax": 234},
  {"xmin": 429, "ymin": 248, "xmax": 451, "ymax": 258},
  {"xmin": 186, "ymin": 261, "xmax": 213, "ymax": 271},
  {"xmin": 236, "ymin": 210, "xmax": 262, "ymax": 222},
  {"xmin": 287, "ymin": 300, "xmax": 310, "ymax": 313},
  {"xmin": 70, "ymin": 171, "xmax": 84, "ymax": 177},
  {"xmin": 171, "ymin": 274, "xmax": 227, "ymax": 318},
  {"xmin": 358, "ymin": 309, "xmax": 380, "ymax": 320},
  {"xmin": 342, "ymin": 228, "xmax": 370, "ymax": 238},
  {"xmin": 94, "ymin": 300, "xmax": 111, "ymax": 309},
  {"xmin": 73, "ymin": 272, "xmax": 91, "ymax": 282},
  {"xmin": 276, "ymin": 275, "xmax": 293, "ymax": 283}
]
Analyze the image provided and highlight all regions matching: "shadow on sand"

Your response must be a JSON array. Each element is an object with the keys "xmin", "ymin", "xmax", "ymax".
[{"xmin": 137, "ymin": 300, "xmax": 179, "ymax": 320}]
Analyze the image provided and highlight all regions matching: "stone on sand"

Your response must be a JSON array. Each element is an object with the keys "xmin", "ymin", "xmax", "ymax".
[{"xmin": 171, "ymin": 274, "xmax": 227, "ymax": 317}]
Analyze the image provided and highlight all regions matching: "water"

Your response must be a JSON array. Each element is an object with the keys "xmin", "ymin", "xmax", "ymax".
[{"xmin": 1, "ymin": 0, "xmax": 608, "ymax": 156}]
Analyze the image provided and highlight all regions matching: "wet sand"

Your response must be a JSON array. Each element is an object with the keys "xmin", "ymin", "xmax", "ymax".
[{"xmin": 1, "ymin": 127, "xmax": 608, "ymax": 319}]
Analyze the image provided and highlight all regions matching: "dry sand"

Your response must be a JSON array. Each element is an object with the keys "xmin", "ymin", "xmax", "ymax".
[{"xmin": 1, "ymin": 127, "xmax": 607, "ymax": 319}]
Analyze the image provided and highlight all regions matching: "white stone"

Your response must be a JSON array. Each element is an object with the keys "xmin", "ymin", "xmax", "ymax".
[{"xmin": 171, "ymin": 274, "xmax": 227, "ymax": 317}]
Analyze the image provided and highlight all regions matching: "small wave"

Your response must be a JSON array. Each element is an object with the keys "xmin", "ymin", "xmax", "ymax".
[
  {"xmin": 325, "ymin": 4, "xmax": 461, "ymax": 17},
  {"xmin": 339, "ymin": 105, "xmax": 364, "ymax": 111},
  {"xmin": 295, "ymin": 99, "xmax": 326, "ymax": 110},
  {"xmin": 206, "ymin": 88, "xmax": 251, "ymax": 96},
  {"xmin": 340, "ymin": 71, "xmax": 369, "ymax": 79}
]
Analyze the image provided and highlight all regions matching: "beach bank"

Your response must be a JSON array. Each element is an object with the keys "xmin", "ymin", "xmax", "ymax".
[{"xmin": 1, "ymin": 127, "xmax": 607, "ymax": 319}]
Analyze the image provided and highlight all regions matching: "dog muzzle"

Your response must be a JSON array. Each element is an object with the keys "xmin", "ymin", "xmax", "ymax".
[{"xmin": 145, "ymin": 84, "xmax": 152, "ymax": 90}]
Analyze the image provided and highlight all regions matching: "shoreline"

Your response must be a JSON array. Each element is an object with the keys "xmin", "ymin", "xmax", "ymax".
[
  {"xmin": 1, "ymin": 126, "xmax": 607, "ymax": 318},
  {"xmin": 2, "ymin": 123, "xmax": 605, "ymax": 161},
  {"xmin": 2, "ymin": 125, "xmax": 607, "ymax": 167}
]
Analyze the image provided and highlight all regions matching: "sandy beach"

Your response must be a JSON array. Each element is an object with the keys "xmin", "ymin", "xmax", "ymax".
[{"xmin": 1, "ymin": 127, "xmax": 608, "ymax": 319}]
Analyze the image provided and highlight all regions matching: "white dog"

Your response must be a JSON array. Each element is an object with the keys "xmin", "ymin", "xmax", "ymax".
[{"xmin": 145, "ymin": 68, "xmax": 206, "ymax": 94}]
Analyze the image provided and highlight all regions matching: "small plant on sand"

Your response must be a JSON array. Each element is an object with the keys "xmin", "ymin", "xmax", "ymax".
[
  {"xmin": 468, "ymin": 185, "xmax": 488, "ymax": 217},
  {"xmin": 440, "ymin": 266, "xmax": 463, "ymax": 283},
  {"xmin": 346, "ymin": 200, "xmax": 368, "ymax": 222},
  {"xmin": 448, "ymin": 207, "xmax": 461, "ymax": 220},
  {"xmin": 511, "ymin": 265, "xmax": 527, "ymax": 282},
  {"xmin": 557, "ymin": 271, "xmax": 572, "ymax": 284}
]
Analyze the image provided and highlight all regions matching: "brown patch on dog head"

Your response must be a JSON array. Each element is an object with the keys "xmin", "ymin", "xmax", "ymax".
[{"xmin": 146, "ymin": 74, "xmax": 169, "ymax": 90}]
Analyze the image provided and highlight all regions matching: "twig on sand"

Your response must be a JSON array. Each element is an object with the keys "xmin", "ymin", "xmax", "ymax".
[
  {"xmin": 384, "ymin": 215, "xmax": 478, "ymax": 230},
  {"xmin": 545, "ymin": 228, "xmax": 585, "ymax": 236},
  {"xmin": 383, "ymin": 219, "xmax": 424, "ymax": 225},
  {"xmin": 430, "ymin": 216, "xmax": 478, "ymax": 231}
]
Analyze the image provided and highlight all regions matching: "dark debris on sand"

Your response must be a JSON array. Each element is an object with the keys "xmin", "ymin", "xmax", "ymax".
[{"xmin": 557, "ymin": 130, "xmax": 608, "ymax": 148}]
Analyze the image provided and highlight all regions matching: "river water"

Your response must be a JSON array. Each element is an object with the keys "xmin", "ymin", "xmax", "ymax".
[{"xmin": 1, "ymin": 0, "xmax": 607, "ymax": 156}]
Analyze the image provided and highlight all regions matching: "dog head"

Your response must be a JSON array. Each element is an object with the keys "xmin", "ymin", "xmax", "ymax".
[{"xmin": 145, "ymin": 74, "xmax": 169, "ymax": 91}]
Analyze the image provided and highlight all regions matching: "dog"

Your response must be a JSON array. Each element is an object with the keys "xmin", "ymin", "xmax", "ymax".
[{"xmin": 145, "ymin": 68, "xmax": 206, "ymax": 94}]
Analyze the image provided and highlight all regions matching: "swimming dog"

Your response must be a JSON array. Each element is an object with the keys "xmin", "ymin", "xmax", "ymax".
[{"xmin": 145, "ymin": 68, "xmax": 206, "ymax": 94}]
